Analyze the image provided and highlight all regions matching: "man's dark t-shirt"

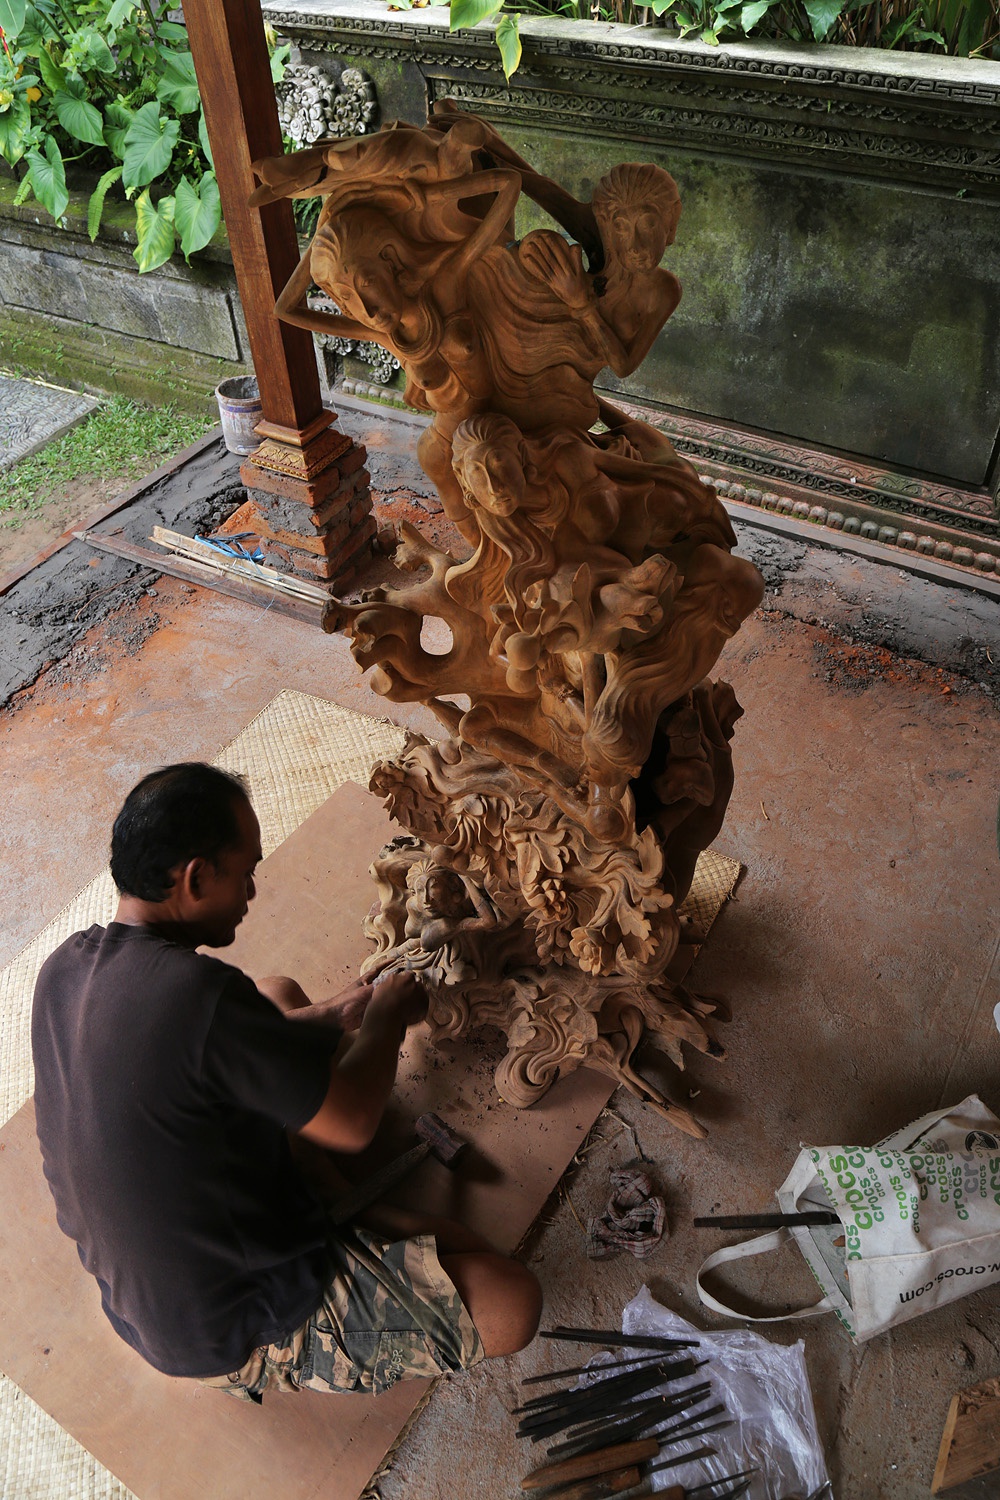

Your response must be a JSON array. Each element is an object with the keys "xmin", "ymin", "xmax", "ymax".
[{"xmin": 31, "ymin": 923, "xmax": 342, "ymax": 1378}]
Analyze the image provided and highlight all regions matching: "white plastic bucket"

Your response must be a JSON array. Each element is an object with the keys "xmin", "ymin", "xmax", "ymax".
[{"xmin": 215, "ymin": 375, "xmax": 262, "ymax": 455}]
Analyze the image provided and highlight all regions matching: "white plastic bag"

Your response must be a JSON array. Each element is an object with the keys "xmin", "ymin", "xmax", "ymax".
[
  {"xmin": 623, "ymin": 1287, "xmax": 830, "ymax": 1498},
  {"xmin": 697, "ymin": 1094, "xmax": 1000, "ymax": 1342}
]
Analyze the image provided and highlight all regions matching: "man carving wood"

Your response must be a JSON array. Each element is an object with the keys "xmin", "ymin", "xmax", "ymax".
[{"xmin": 31, "ymin": 763, "xmax": 540, "ymax": 1399}]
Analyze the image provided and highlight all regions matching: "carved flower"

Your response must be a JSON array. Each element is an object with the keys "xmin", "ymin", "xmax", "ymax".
[
  {"xmin": 570, "ymin": 926, "xmax": 608, "ymax": 977},
  {"xmin": 538, "ymin": 876, "xmax": 571, "ymax": 921}
]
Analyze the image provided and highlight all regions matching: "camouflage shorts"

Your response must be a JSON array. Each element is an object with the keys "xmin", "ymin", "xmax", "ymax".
[{"xmin": 200, "ymin": 1225, "xmax": 483, "ymax": 1402}]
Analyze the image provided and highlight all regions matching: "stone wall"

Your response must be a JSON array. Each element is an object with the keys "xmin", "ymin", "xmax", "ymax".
[
  {"xmin": 263, "ymin": 0, "xmax": 1000, "ymax": 555},
  {"xmin": 0, "ymin": 180, "xmax": 250, "ymax": 412}
]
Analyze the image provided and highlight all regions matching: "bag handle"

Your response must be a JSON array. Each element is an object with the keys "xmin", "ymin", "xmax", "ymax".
[{"xmin": 696, "ymin": 1228, "xmax": 838, "ymax": 1323}]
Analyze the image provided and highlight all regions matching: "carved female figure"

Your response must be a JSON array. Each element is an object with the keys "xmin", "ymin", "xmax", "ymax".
[
  {"xmin": 263, "ymin": 129, "xmax": 521, "ymax": 537},
  {"xmin": 368, "ymin": 861, "xmax": 503, "ymax": 988}
]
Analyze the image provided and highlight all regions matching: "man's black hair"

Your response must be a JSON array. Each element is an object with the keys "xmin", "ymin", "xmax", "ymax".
[{"xmin": 110, "ymin": 763, "xmax": 251, "ymax": 902}]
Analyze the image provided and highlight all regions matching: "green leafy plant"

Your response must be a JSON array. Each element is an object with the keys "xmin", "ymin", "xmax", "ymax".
[
  {"xmin": 444, "ymin": 0, "xmax": 996, "ymax": 64},
  {"xmin": 0, "ymin": 0, "xmax": 288, "ymax": 270},
  {"xmin": 0, "ymin": 392, "xmax": 215, "ymax": 518}
]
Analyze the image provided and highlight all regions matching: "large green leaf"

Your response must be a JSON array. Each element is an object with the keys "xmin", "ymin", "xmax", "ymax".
[
  {"xmin": 104, "ymin": 100, "xmax": 133, "ymax": 160},
  {"xmin": 55, "ymin": 85, "xmax": 106, "ymax": 146},
  {"xmin": 270, "ymin": 41, "xmax": 291, "ymax": 82},
  {"xmin": 450, "ymin": 0, "xmax": 503, "ymax": 31},
  {"xmin": 802, "ymin": 0, "xmax": 844, "ymax": 39},
  {"xmin": 156, "ymin": 20, "xmax": 188, "ymax": 42},
  {"xmin": 173, "ymin": 171, "xmax": 220, "ymax": 258},
  {"xmin": 26, "ymin": 134, "xmax": 67, "ymax": 220},
  {"xmin": 0, "ymin": 0, "xmax": 27, "ymax": 43},
  {"xmin": 133, "ymin": 187, "xmax": 176, "ymax": 272},
  {"xmin": 121, "ymin": 100, "xmax": 179, "ymax": 191},
  {"xmin": 0, "ymin": 92, "xmax": 32, "ymax": 165},
  {"xmin": 87, "ymin": 163, "xmax": 122, "ymax": 241},
  {"xmin": 959, "ymin": 0, "xmax": 992, "ymax": 53},
  {"xmin": 80, "ymin": 32, "xmax": 116, "ymax": 73},
  {"xmin": 155, "ymin": 50, "xmax": 200, "ymax": 114},
  {"xmin": 495, "ymin": 12, "xmax": 521, "ymax": 79},
  {"xmin": 106, "ymin": 0, "xmax": 136, "ymax": 25},
  {"xmin": 17, "ymin": 4, "xmax": 58, "ymax": 53},
  {"xmin": 36, "ymin": 45, "xmax": 66, "ymax": 93},
  {"xmin": 741, "ymin": 0, "xmax": 772, "ymax": 28}
]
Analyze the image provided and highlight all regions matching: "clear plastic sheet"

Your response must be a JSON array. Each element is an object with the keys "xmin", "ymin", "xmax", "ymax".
[{"xmin": 621, "ymin": 1286, "xmax": 831, "ymax": 1499}]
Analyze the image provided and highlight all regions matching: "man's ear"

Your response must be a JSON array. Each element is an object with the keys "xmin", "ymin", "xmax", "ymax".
[{"xmin": 176, "ymin": 857, "xmax": 208, "ymax": 904}]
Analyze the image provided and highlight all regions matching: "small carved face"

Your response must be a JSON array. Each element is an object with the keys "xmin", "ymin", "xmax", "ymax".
[
  {"xmin": 460, "ymin": 448, "xmax": 525, "ymax": 516},
  {"xmin": 331, "ymin": 257, "xmax": 401, "ymax": 331},
  {"xmin": 312, "ymin": 217, "xmax": 404, "ymax": 333},
  {"xmin": 608, "ymin": 206, "xmax": 671, "ymax": 271},
  {"xmin": 424, "ymin": 869, "xmax": 470, "ymax": 918}
]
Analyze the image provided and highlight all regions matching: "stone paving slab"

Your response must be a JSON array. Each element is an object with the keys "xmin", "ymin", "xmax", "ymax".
[{"xmin": 0, "ymin": 372, "xmax": 97, "ymax": 472}]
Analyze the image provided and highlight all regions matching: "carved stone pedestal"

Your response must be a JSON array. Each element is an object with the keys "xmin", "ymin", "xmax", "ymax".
[{"xmin": 239, "ymin": 417, "xmax": 376, "ymax": 585}]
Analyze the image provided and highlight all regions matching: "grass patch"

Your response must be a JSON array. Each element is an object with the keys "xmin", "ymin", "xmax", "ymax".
[{"xmin": 0, "ymin": 393, "xmax": 216, "ymax": 520}]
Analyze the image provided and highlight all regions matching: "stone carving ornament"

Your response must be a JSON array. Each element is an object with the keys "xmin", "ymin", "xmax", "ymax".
[
  {"xmin": 276, "ymin": 63, "xmax": 377, "ymax": 148},
  {"xmin": 253, "ymin": 104, "xmax": 764, "ymax": 1135}
]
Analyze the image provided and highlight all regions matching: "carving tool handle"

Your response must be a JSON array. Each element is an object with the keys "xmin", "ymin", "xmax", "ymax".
[
  {"xmin": 536, "ymin": 1467, "xmax": 646, "ymax": 1500},
  {"xmin": 521, "ymin": 1438, "xmax": 660, "ymax": 1490},
  {"xmin": 330, "ymin": 1141, "xmax": 430, "ymax": 1224}
]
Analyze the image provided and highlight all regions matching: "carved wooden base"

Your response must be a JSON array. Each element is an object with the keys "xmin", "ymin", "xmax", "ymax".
[{"xmin": 360, "ymin": 733, "xmax": 730, "ymax": 1137}]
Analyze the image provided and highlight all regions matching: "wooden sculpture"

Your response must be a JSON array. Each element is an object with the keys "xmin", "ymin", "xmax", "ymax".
[{"xmin": 255, "ymin": 104, "xmax": 764, "ymax": 1136}]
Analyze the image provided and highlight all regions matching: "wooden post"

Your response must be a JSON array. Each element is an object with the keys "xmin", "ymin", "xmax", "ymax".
[
  {"xmin": 184, "ymin": 0, "xmax": 323, "ymax": 437},
  {"xmin": 185, "ymin": 0, "xmax": 375, "ymax": 586}
]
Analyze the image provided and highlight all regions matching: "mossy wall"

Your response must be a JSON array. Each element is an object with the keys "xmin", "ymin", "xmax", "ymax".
[
  {"xmin": 510, "ymin": 133, "xmax": 998, "ymax": 486},
  {"xmin": 0, "ymin": 180, "xmax": 249, "ymax": 414}
]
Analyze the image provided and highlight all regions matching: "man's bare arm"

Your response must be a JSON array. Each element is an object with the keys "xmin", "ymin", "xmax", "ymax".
[{"xmin": 297, "ymin": 972, "xmax": 427, "ymax": 1153}]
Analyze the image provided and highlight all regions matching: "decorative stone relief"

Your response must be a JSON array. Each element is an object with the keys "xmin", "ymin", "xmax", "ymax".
[
  {"xmin": 276, "ymin": 63, "xmax": 377, "ymax": 148},
  {"xmin": 255, "ymin": 105, "xmax": 765, "ymax": 1133},
  {"xmin": 261, "ymin": 4, "xmax": 1000, "ymax": 190}
]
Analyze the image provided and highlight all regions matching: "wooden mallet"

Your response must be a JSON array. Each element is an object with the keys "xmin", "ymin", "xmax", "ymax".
[{"xmin": 331, "ymin": 1113, "xmax": 466, "ymax": 1224}]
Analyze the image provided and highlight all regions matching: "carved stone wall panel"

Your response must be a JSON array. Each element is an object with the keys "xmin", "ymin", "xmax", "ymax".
[
  {"xmin": 613, "ymin": 403, "xmax": 1000, "ymax": 560},
  {"xmin": 266, "ymin": 3, "xmax": 1000, "ymax": 192}
]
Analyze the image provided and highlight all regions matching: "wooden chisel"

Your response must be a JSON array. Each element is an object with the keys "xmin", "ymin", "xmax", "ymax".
[
  {"xmin": 523, "ymin": 1438, "xmax": 660, "ymax": 1489},
  {"xmin": 522, "ymin": 1440, "xmax": 716, "ymax": 1491},
  {"xmin": 537, "ymin": 1464, "xmax": 754, "ymax": 1500}
]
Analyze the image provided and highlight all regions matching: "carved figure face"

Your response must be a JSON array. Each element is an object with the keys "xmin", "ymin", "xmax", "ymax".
[
  {"xmin": 312, "ymin": 215, "xmax": 404, "ymax": 333},
  {"xmin": 608, "ymin": 206, "xmax": 671, "ymax": 271},
  {"xmin": 424, "ymin": 869, "xmax": 470, "ymax": 918},
  {"xmin": 460, "ymin": 447, "xmax": 525, "ymax": 516}
]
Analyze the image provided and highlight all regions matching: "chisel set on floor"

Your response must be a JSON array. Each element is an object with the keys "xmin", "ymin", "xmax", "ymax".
[{"xmin": 515, "ymin": 1326, "xmax": 754, "ymax": 1500}]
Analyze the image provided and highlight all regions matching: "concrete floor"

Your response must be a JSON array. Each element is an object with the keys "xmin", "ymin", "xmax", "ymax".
[{"xmin": 2, "ymin": 409, "xmax": 999, "ymax": 1500}]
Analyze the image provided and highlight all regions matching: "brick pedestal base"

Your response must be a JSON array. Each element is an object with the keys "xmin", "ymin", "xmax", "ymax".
[{"xmin": 237, "ymin": 423, "xmax": 376, "ymax": 588}]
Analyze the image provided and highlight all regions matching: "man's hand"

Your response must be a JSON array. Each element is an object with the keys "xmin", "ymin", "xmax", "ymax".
[
  {"xmin": 308, "ymin": 978, "xmax": 375, "ymax": 1032},
  {"xmin": 370, "ymin": 970, "xmax": 428, "ymax": 1028}
]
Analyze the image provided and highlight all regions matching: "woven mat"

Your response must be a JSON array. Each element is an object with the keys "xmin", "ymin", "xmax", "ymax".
[{"xmin": 0, "ymin": 689, "xmax": 737, "ymax": 1500}]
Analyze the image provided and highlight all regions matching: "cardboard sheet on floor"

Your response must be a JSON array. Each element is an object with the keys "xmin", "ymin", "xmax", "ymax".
[{"xmin": 0, "ymin": 782, "xmax": 613, "ymax": 1500}]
